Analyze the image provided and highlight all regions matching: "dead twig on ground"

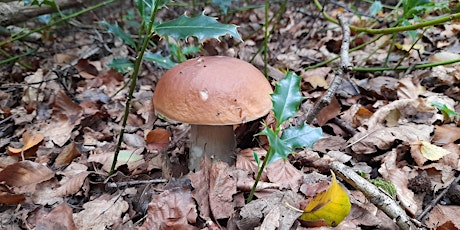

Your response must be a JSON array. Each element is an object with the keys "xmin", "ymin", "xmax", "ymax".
[
  {"xmin": 331, "ymin": 161, "xmax": 421, "ymax": 230},
  {"xmin": 298, "ymin": 14, "xmax": 352, "ymax": 125}
]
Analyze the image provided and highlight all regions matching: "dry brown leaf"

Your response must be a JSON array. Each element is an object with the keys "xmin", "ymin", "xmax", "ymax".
[
  {"xmin": 76, "ymin": 59, "xmax": 99, "ymax": 79},
  {"xmin": 419, "ymin": 163, "xmax": 456, "ymax": 192},
  {"xmin": 35, "ymin": 202, "xmax": 77, "ymax": 230},
  {"xmin": 353, "ymin": 107, "xmax": 374, "ymax": 128},
  {"xmin": 432, "ymin": 125, "xmax": 460, "ymax": 145},
  {"xmin": 379, "ymin": 150, "xmax": 418, "ymax": 215},
  {"xmin": 7, "ymin": 130, "xmax": 44, "ymax": 157},
  {"xmin": 53, "ymin": 90, "xmax": 83, "ymax": 124},
  {"xmin": 0, "ymin": 161, "xmax": 54, "ymax": 187},
  {"xmin": 0, "ymin": 184, "xmax": 25, "ymax": 204},
  {"xmin": 426, "ymin": 205, "xmax": 460, "ymax": 229},
  {"xmin": 138, "ymin": 187, "xmax": 198, "ymax": 230},
  {"xmin": 209, "ymin": 162, "xmax": 238, "ymax": 219},
  {"xmin": 266, "ymin": 159, "xmax": 302, "ymax": 191},
  {"xmin": 41, "ymin": 113, "xmax": 74, "ymax": 147},
  {"xmin": 438, "ymin": 143, "xmax": 460, "ymax": 169},
  {"xmin": 189, "ymin": 157, "xmax": 211, "ymax": 218},
  {"xmin": 54, "ymin": 142, "xmax": 82, "ymax": 167},
  {"xmin": 349, "ymin": 124, "xmax": 432, "ymax": 154},
  {"xmin": 73, "ymin": 195, "xmax": 129, "ymax": 230},
  {"xmin": 301, "ymin": 67, "xmax": 331, "ymax": 91},
  {"xmin": 55, "ymin": 171, "xmax": 90, "ymax": 197},
  {"xmin": 397, "ymin": 77, "xmax": 420, "ymax": 100},
  {"xmin": 317, "ymin": 96, "xmax": 341, "ymax": 126},
  {"xmin": 145, "ymin": 128, "xmax": 171, "ymax": 151},
  {"xmin": 236, "ymin": 148, "xmax": 267, "ymax": 181}
]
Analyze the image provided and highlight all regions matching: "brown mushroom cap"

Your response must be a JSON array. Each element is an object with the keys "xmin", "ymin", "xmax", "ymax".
[{"xmin": 153, "ymin": 56, "xmax": 273, "ymax": 125}]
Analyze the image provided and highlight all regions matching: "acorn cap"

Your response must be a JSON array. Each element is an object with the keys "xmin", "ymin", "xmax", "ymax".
[{"xmin": 153, "ymin": 56, "xmax": 273, "ymax": 125}]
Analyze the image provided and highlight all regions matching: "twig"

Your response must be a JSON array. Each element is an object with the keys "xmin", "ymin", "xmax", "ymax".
[
  {"xmin": 331, "ymin": 161, "xmax": 419, "ymax": 230},
  {"xmin": 298, "ymin": 15, "xmax": 351, "ymax": 125},
  {"xmin": 106, "ymin": 179, "xmax": 169, "ymax": 188},
  {"xmin": 417, "ymin": 173, "xmax": 460, "ymax": 221}
]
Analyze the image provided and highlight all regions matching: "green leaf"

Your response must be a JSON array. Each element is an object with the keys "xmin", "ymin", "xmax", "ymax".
[
  {"xmin": 108, "ymin": 58, "xmax": 134, "ymax": 73},
  {"xmin": 431, "ymin": 101, "xmax": 458, "ymax": 117},
  {"xmin": 281, "ymin": 124, "xmax": 322, "ymax": 149},
  {"xmin": 271, "ymin": 72, "xmax": 303, "ymax": 126},
  {"xmin": 99, "ymin": 21, "xmax": 136, "ymax": 48},
  {"xmin": 182, "ymin": 45, "xmax": 201, "ymax": 56},
  {"xmin": 144, "ymin": 51, "xmax": 177, "ymax": 69},
  {"xmin": 253, "ymin": 151, "xmax": 260, "ymax": 167},
  {"xmin": 136, "ymin": 0, "xmax": 169, "ymax": 25},
  {"xmin": 155, "ymin": 13, "xmax": 242, "ymax": 42},
  {"xmin": 258, "ymin": 127, "xmax": 291, "ymax": 165},
  {"xmin": 371, "ymin": 178, "xmax": 397, "ymax": 199},
  {"xmin": 369, "ymin": 1, "xmax": 382, "ymax": 16},
  {"xmin": 212, "ymin": 0, "xmax": 235, "ymax": 14}
]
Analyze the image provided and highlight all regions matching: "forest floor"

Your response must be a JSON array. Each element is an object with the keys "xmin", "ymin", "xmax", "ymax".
[{"xmin": 1, "ymin": 1, "xmax": 460, "ymax": 229}]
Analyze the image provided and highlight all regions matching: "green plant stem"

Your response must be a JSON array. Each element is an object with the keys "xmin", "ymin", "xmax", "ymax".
[
  {"xmin": 305, "ymin": 34, "xmax": 385, "ymax": 70},
  {"xmin": 352, "ymin": 58, "xmax": 460, "ymax": 72},
  {"xmin": 247, "ymin": 149, "xmax": 271, "ymax": 203},
  {"xmin": 312, "ymin": 0, "xmax": 460, "ymax": 34},
  {"xmin": 0, "ymin": 0, "xmax": 115, "ymax": 48},
  {"xmin": 109, "ymin": 3, "xmax": 159, "ymax": 175}
]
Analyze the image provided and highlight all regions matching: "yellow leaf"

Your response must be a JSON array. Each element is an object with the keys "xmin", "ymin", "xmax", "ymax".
[
  {"xmin": 420, "ymin": 141, "xmax": 451, "ymax": 161},
  {"xmin": 7, "ymin": 131, "xmax": 44, "ymax": 156},
  {"xmin": 300, "ymin": 171, "xmax": 351, "ymax": 227}
]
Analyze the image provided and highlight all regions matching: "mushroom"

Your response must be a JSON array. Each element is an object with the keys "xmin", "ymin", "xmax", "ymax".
[{"xmin": 153, "ymin": 56, "xmax": 273, "ymax": 172}]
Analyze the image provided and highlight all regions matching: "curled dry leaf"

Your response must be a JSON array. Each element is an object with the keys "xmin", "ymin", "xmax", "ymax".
[
  {"xmin": 145, "ymin": 128, "xmax": 171, "ymax": 151},
  {"xmin": 317, "ymin": 96, "xmax": 341, "ymax": 126},
  {"xmin": 138, "ymin": 187, "xmax": 198, "ymax": 230},
  {"xmin": 54, "ymin": 142, "xmax": 82, "ymax": 167},
  {"xmin": 41, "ymin": 113, "xmax": 74, "ymax": 147},
  {"xmin": 425, "ymin": 205, "xmax": 460, "ymax": 230},
  {"xmin": 53, "ymin": 90, "xmax": 83, "ymax": 124},
  {"xmin": 7, "ymin": 131, "xmax": 44, "ymax": 157},
  {"xmin": 0, "ymin": 161, "xmax": 54, "ymax": 187},
  {"xmin": 379, "ymin": 150, "xmax": 418, "ymax": 216},
  {"xmin": 432, "ymin": 125, "xmax": 460, "ymax": 145},
  {"xmin": 411, "ymin": 141, "xmax": 451, "ymax": 163},
  {"xmin": 0, "ymin": 184, "xmax": 25, "ymax": 204}
]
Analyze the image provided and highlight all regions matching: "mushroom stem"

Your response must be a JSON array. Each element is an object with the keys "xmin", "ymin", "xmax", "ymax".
[{"xmin": 189, "ymin": 124, "xmax": 236, "ymax": 172}]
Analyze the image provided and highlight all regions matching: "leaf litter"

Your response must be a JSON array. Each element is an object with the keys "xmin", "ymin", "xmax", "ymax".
[{"xmin": 0, "ymin": 1, "xmax": 460, "ymax": 230}]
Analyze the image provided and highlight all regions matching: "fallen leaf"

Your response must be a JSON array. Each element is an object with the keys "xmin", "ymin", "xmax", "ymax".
[
  {"xmin": 300, "ymin": 171, "xmax": 351, "ymax": 227},
  {"xmin": 34, "ymin": 203, "xmax": 77, "ymax": 230},
  {"xmin": 138, "ymin": 187, "xmax": 198, "ymax": 230},
  {"xmin": 54, "ymin": 142, "xmax": 82, "ymax": 167},
  {"xmin": 317, "ymin": 96, "xmax": 341, "ymax": 126},
  {"xmin": 145, "ymin": 128, "xmax": 171, "ymax": 151},
  {"xmin": 412, "ymin": 141, "xmax": 451, "ymax": 161},
  {"xmin": 426, "ymin": 205, "xmax": 460, "ymax": 229},
  {"xmin": 266, "ymin": 159, "xmax": 302, "ymax": 191},
  {"xmin": 73, "ymin": 195, "xmax": 129, "ymax": 230},
  {"xmin": 0, "ymin": 161, "xmax": 54, "ymax": 187},
  {"xmin": 7, "ymin": 131, "xmax": 44, "ymax": 157},
  {"xmin": 432, "ymin": 125, "xmax": 460, "ymax": 145}
]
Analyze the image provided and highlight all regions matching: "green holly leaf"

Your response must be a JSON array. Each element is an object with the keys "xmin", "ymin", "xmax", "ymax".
[
  {"xmin": 144, "ymin": 51, "xmax": 177, "ymax": 69},
  {"xmin": 136, "ymin": 0, "xmax": 169, "ymax": 25},
  {"xmin": 155, "ymin": 13, "xmax": 242, "ymax": 42},
  {"xmin": 271, "ymin": 72, "xmax": 303, "ymax": 126},
  {"xmin": 108, "ymin": 58, "xmax": 134, "ymax": 73},
  {"xmin": 431, "ymin": 101, "xmax": 458, "ymax": 117},
  {"xmin": 281, "ymin": 124, "xmax": 323, "ymax": 149},
  {"xmin": 258, "ymin": 127, "xmax": 291, "ymax": 165},
  {"xmin": 100, "ymin": 21, "xmax": 136, "ymax": 48}
]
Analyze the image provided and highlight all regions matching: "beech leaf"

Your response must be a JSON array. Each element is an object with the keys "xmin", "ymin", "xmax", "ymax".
[
  {"xmin": 155, "ymin": 13, "xmax": 242, "ymax": 42},
  {"xmin": 272, "ymin": 72, "xmax": 303, "ymax": 126},
  {"xmin": 301, "ymin": 171, "xmax": 351, "ymax": 227}
]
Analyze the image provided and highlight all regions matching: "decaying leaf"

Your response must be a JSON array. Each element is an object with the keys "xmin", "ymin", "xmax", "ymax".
[
  {"xmin": 145, "ymin": 128, "xmax": 171, "ymax": 151},
  {"xmin": 412, "ymin": 141, "xmax": 451, "ymax": 161},
  {"xmin": 7, "ymin": 131, "xmax": 44, "ymax": 157},
  {"xmin": 138, "ymin": 187, "xmax": 197, "ymax": 230},
  {"xmin": 266, "ymin": 159, "xmax": 302, "ymax": 191},
  {"xmin": 0, "ymin": 161, "xmax": 54, "ymax": 187},
  {"xmin": 300, "ymin": 171, "xmax": 351, "ymax": 227},
  {"xmin": 432, "ymin": 125, "xmax": 460, "ymax": 145}
]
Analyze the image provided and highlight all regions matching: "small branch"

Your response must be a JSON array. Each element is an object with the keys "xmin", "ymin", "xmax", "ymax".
[
  {"xmin": 312, "ymin": 0, "xmax": 460, "ymax": 35},
  {"xmin": 417, "ymin": 173, "xmax": 460, "ymax": 221},
  {"xmin": 106, "ymin": 179, "xmax": 169, "ymax": 188},
  {"xmin": 331, "ymin": 161, "xmax": 419, "ymax": 230},
  {"xmin": 299, "ymin": 15, "xmax": 351, "ymax": 125}
]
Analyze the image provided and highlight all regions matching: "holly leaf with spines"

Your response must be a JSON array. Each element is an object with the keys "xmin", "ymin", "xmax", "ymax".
[
  {"xmin": 258, "ymin": 126, "xmax": 291, "ymax": 165},
  {"xmin": 99, "ymin": 21, "xmax": 136, "ymax": 48},
  {"xmin": 281, "ymin": 124, "xmax": 323, "ymax": 149},
  {"xmin": 154, "ymin": 13, "xmax": 242, "ymax": 42},
  {"xmin": 271, "ymin": 72, "xmax": 303, "ymax": 127},
  {"xmin": 144, "ymin": 51, "xmax": 177, "ymax": 69},
  {"xmin": 136, "ymin": 0, "xmax": 169, "ymax": 26}
]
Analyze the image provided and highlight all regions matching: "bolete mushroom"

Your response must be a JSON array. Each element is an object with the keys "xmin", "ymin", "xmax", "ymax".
[{"xmin": 153, "ymin": 56, "xmax": 273, "ymax": 172}]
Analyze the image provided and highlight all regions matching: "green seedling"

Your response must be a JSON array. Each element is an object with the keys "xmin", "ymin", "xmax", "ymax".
[{"xmin": 247, "ymin": 72, "xmax": 323, "ymax": 203}]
